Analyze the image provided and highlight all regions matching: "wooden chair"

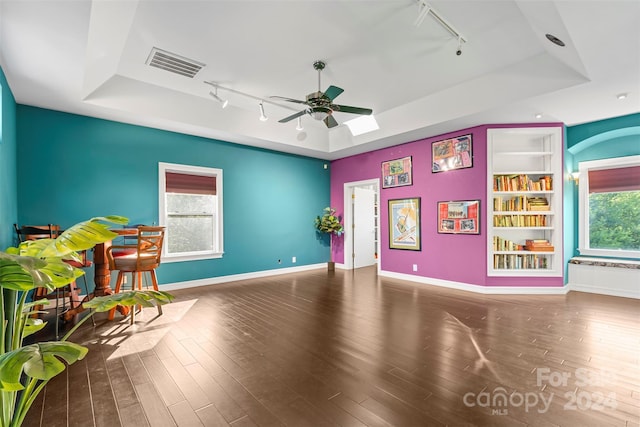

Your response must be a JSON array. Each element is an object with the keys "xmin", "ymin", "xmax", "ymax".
[
  {"xmin": 14, "ymin": 224, "xmax": 89, "ymax": 337},
  {"xmin": 106, "ymin": 226, "xmax": 165, "ymax": 322}
]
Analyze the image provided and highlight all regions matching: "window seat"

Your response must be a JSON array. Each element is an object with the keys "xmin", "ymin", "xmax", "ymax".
[
  {"xmin": 568, "ymin": 256, "xmax": 640, "ymax": 299},
  {"xmin": 569, "ymin": 256, "xmax": 640, "ymax": 269}
]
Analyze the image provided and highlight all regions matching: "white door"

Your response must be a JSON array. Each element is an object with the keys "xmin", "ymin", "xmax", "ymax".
[{"xmin": 353, "ymin": 187, "xmax": 376, "ymax": 268}]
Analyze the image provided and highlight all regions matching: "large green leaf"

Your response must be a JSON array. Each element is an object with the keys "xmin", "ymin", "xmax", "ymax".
[
  {"xmin": 0, "ymin": 256, "xmax": 45, "ymax": 292},
  {"xmin": 0, "ymin": 254, "xmax": 79, "ymax": 293},
  {"xmin": 84, "ymin": 290, "xmax": 174, "ymax": 312},
  {"xmin": 0, "ymin": 342, "xmax": 88, "ymax": 391},
  {"xmin": 46, "ymin": 215, "xmax": 129, "ymax": 258}
]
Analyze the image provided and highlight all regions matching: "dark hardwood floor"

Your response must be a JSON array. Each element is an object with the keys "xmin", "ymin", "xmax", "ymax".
[{"xmin": 24, "ymin": 266, "xmax": 639, "ymax": 427}]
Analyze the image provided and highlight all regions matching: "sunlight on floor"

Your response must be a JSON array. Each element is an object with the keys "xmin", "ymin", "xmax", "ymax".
[{"xmin": 86, "ymin": 298, "xmax": 198, "ymax": 360}]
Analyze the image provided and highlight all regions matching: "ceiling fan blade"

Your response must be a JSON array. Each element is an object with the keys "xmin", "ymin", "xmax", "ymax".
[
  {"xmin": 323, "ymin": 85, "xmax": 344, "ymax": 101},
  {"xmin": 278, "ymin": 110, "xmax": 308, "ymax": 123},
  {"xmin": 270, "ymin": 95, "xmax": 308, "ymax": 105},
  {"xmin": 332, "ymin": 105, "xmax": 373, "ymax": 115},
  {"xmin": 324, "ymin": 114, "xmax": 339, "ymax": 128}
]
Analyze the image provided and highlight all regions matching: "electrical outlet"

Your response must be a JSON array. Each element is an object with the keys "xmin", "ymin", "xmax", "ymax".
[
  {"xmin": 412, "ymin": 264, "xmax": 418, "ymax": 272},
  {"xmin": 292, "ymin": 256, "xmax": 297, "ymax": 263}
]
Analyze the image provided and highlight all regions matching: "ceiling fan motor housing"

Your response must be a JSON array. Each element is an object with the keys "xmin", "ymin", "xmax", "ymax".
[{"xmin": 306, "ymin": 91, "xmax": 331, "ymax": 105}]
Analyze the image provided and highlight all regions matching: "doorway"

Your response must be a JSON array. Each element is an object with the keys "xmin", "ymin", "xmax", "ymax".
[{"xmin": 343, "ymin": 179, "xmax": 380, "ymax": 271}]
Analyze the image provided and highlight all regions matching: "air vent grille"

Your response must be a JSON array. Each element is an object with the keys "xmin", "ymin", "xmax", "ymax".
[{"xmin": 146, "ymin": 47, "xmax": 204, "ymax": 78}]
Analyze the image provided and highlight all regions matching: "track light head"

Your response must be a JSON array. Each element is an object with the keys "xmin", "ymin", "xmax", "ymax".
[
  {"xmin": 209, "ymin": 90, "xmax": 228, "ymax": 108},
  {"xmin": 296, "ymin": 117, "xmax": 304, "ymax": 131},
  {"xmin": 259, "ymin": 102, "xmax": 268, "ymax": 121}
]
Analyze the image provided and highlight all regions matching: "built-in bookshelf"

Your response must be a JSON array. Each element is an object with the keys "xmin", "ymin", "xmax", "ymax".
[{"xmin": 487, "ymin": 127, "xmax": 563, "ymax": 276}]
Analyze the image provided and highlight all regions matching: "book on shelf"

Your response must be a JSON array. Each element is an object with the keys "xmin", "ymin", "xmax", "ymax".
[
  {"xmin": 527, "ymin": 197, "xmax": 549, "ymax": 211},
  {"xmin": 526, "ymin": 239, "xmax": 549, "ymax": 244},
  {"xmin": 525, "ymin": 239, "xmax": 554, "ymax": 252},
  {"xmin": 525, "ymin": 245, "xmax": 554, "ymax": 252}
]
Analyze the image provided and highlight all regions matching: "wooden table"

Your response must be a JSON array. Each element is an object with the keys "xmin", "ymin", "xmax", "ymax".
[{"xmin": 63, "ymin": 228, "xmax": 138, "ymax": 321}]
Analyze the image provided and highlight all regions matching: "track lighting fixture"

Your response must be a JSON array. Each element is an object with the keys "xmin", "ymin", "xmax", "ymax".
[
  {"xmin": 414, "ymin": 0, "xmax": 467, "ymax": 56},
  {"xmin": 204, "ymin": 80, "xmax": 301, "ymax": 122},
  {"xmin": 296, "ymin": 117, "xmax": 304, "ymax": 131},
  {"xmin": 259, "ymin": 102, "xmax": 268, "ymax": 121},
  {"xmin": 209, "ymin": 89, "xmax": 228, "ymax": 108}
]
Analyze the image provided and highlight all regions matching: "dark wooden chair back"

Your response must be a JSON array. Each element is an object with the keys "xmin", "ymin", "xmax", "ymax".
[{"xmin": 14, "ymin": 224, "xmax": 60, "ymax": 242}]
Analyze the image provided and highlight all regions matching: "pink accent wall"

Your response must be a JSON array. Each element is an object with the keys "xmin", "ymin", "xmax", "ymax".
[{"xmin": 331, "ymin": 123, "xmax": 564, "ymax": 288}]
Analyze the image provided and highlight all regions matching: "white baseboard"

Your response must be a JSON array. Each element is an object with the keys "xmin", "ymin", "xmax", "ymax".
[
  {"xmin": 161, "ymin": 263, "xmax": 583, "ymax": 296},
  {"xmin": 160, "ymin": 263, "xmax": 326, "ymax": 291},
  {"xmin": 379, "ymin": 270, "xmax": 569, "ymax": 295}
]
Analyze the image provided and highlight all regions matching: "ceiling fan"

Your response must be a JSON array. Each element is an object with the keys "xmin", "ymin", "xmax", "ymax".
[{"xmin": 271, "ymin": 61, "xmax": 373, "ymax": 128}]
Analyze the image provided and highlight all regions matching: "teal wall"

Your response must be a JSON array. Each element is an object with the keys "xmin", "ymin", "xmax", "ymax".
[
  {"xmin": 0, "ymin": 67, "xmax": 18, "ymax": 250},
  {"xmin": 565, "ymin": 112, "xmax": 640, "ymax": 260},
  {"xmin": 16, "ymin": 106, "xmax": 331, "ymax": 286}
]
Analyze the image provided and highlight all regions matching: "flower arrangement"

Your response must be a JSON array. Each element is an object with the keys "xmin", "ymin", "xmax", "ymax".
[{"xmin": 314, "ymin": 207, "xmax": 344, "ymax": 236}]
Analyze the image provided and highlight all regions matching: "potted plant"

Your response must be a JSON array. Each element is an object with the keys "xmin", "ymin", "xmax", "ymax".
[
  {"xmin": 0, "ymin": 216, "xmax": 173, "ymax": 427},
  {"xmin": 314, "ymin": 207, "xmax": 344, "ymax": 271}
]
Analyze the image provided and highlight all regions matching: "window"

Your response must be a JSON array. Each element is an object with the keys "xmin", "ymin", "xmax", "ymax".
[
  {"xmin": 159, "ymin": 162, "xmax": 223, "ymax": 261},
  {"xmin": 578, "ymin": 155, "xmax": 640, "ymax": 259}
]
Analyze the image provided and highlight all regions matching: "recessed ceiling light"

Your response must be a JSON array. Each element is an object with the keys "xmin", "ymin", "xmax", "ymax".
[
  {"xmin": 535, "ymin": 113, "xmax": 543, "ymax": 119},
  {"xmin": 545, "ymin": 33, "xmax": 565, "ymax": 47},
  {"xmin": 616, "ymin": 93, "xmax": 628, "ymax": 100}
]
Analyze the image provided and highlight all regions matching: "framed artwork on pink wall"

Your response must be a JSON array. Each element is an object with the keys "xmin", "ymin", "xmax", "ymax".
[
  {"xmin": 382, "ymin": 156, "xmax": 413, "ymax": 188},
  {"xmin": 388, "ymin": 197, "xmax": 421, "ymax": 250},
  {"xmin": 437, "ymin": 200, "xmax": 480, "ymax": 234},
  {"xmin": 432, "ymin": 134, "xmax": 473, "ymax": 173}
]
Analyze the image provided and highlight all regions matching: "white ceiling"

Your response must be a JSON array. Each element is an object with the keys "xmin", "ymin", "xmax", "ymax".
[{"xmin": 1, "ymin": 0, "xmax": 638, "ymax": 160}]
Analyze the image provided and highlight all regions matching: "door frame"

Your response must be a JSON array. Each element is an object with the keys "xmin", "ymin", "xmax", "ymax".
[{"xmin": 343, "ymin": 178, "xmax": 380, "ymax": 272}]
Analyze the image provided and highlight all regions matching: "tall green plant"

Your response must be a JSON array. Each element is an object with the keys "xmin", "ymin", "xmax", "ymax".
[{"xmin": 0, "ymin": 216, "xmax": 173, "ymax": 427}]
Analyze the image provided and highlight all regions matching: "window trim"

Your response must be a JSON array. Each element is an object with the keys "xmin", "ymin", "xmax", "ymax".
[
  {"xmin": 159, "ymin": 162, "xmax": 224, "ymax": 262},
  {"xmin": 578, "ymin": 155, "xmax": 640, "ymax": 259}
]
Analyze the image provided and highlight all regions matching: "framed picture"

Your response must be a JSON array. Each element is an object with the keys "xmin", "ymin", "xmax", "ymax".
[
  {"xmin": 432, "ymin": 134, "xmax": 473, "ymax": 173},
  {"xmin": 437, "ymin": 200, "xmax": 480, "ymax": 234},
  {"xmin": 382, "ymin": 156, "xmax": 413, "ymax": 188},
  {"xmin": 388, "ymin": 197, "xmax": 421, "ymax": 250}
]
